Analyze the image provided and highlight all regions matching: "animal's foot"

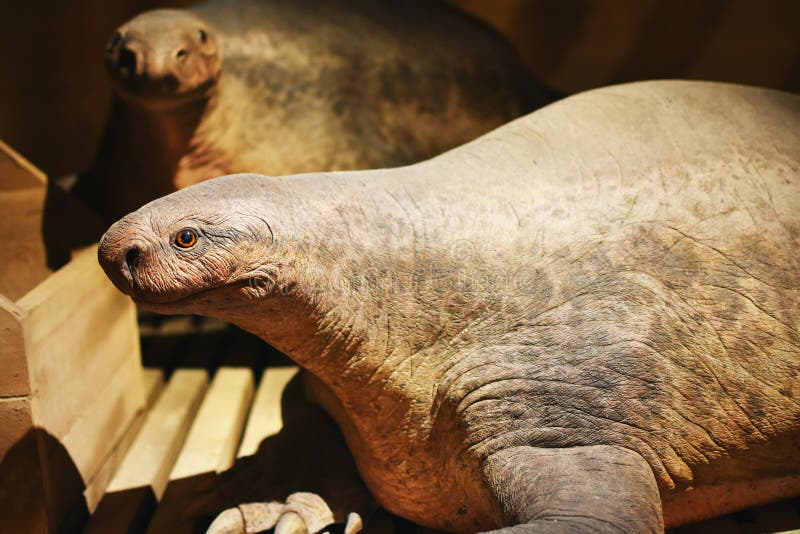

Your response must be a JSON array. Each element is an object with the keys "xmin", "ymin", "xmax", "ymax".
[{"xmin": 206, "ymin": 492, "xmax": 363, "ymax": 534}]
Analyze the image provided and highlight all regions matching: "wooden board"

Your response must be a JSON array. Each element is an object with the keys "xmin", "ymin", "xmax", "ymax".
[
  {"xmin": 0, "ymin": 139, "xmax": 103, "ymax": 302},
  {"xmin": 0, "ymin": 139, "xmax": 51, "ymax": 301},
  {"xmin": 60, "ymin": 347, "xmax": 145, "ymax": 483},
  {"xmin": 237, "ymin": 366, "xmax": 299, "ymax": 458},
  {"xmin": 84, "ymin": 369, "xmax": 208, "ymax": 534},
  {"xmin": 146, "ymin": 367, "xmax": 254, "ymax": 534},
  {"xmin": 0, "ymin": 244, "xmax": 145, "ymax": 532},
  {"xmin": 110, "ymin": 369, "xmax": 209, "ymax": 498},
  {"xmin": 83, "ymin": 368, "xmax": 165, "ymax": 513},
  {"xmin": 170, "ymin": 368, "xmax": 255, "ymax": 478},
  {"xmin": 18, "ymin": 245, "xmax": 144, "ymax": 482},
  {"xmin": 0, "ymin": 297, "xmax": 30, "ymax": 397}
]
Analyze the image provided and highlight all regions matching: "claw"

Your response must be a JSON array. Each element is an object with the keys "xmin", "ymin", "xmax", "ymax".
[
  {"xmin": 207, "ymin": 503, "xmax": 282, "ymax": 534},
  {"xmin": 344, "ymin": 512, "xmax": 363, "ymax": 534},
  {"xmin": 283, "ymin": 492, "xmax": 335, "ymax": 532},
  {"xmin": 239, "ymin": 502, "xmax": 283, "ymax": 531},
  {"xmin": 274, "ymin": 511, "xmax": 309, "ymax": 534},
  {"xmin": 207, "ymin": 507, "xmax": 244, "ymax": 534}
]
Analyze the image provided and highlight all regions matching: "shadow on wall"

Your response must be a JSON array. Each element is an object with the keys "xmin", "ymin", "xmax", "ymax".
[
  {"xmin": 448, "ymin": 0, "xmax": 800, "ymax": 94},
  {"xmin": 42, "ymin": 182, "xmax": 106, "ymax": 270}
]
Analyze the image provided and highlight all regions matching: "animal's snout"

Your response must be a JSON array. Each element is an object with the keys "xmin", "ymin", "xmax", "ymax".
[
  {"xmin": 117, "ymin": 46, "xmax": 139, "ymax": 79},
  {"xmin": 106, "ymin": 32, "xmax": 144, "ymax": 80},
  {"xmin": 98, "ymin": 230, "xmax": 147, "ymax": 295}
]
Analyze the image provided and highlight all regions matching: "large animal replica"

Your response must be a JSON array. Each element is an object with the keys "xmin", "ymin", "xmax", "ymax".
[
  {"xmin": 98, "ymin": 81, "xmax": 800, "ymax": 533},
  {"xmin": 74, "ymin": 0, "xmax": 548, "ymax": 223}
]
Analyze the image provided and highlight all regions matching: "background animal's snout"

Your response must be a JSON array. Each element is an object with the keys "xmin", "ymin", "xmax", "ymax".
[{"xmin": 106, "ymin": 31, "xmax": 144, "ymax": 80}]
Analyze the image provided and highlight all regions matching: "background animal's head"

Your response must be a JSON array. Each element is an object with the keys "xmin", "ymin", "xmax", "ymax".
[
  {"xmin": 97, "ymin": 174, "xmax": 291, "ymax": 316},
  {"xmin": 106, "ymin": 9, "xmax": 221, "ymax": 108}
]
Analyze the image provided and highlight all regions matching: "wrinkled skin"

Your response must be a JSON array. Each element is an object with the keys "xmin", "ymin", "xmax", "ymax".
[
  {"xmin": 99, "ymin": 81, "xmax": 800, "ymax": 533},
  {"xmin": 75, "ymin": 0, "xmax": 549, "ymax": 223}
]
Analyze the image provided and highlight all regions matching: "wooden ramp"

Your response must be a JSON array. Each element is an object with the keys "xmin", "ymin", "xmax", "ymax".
[{"xmin": 80, "ymin": 317, "xmax": 800, "ymax": 534}]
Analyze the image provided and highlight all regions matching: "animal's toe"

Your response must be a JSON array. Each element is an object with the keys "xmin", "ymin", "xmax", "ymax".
[
  {"xmin": 344, "ymin": 512, "xmax": 363, "ymax": 534},
  {"xmin": 274, "ymin": 511, "xmax": 309, "ymax": 534},
  {"xmin": 206, "ymin": 507, "xmax": 244, "ymax": 534},
  {"xmin": 206, "ymin": 502, "xmax": 283, "ymax": 534},
  {"xmin": 208, "ymin": 494, "xmax": 360, "ymax": 534},
  {"xmin": 281, "ymin": 492, "xmax": 335, "ymax": 532}
]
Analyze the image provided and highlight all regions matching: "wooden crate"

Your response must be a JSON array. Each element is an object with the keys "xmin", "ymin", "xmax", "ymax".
[{"xmin": 0, "ymin": 140, "xmax": 146, "ymax": 533}]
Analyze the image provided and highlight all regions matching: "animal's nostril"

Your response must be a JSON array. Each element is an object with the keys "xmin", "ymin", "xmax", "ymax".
[
  {"xmin": 125, "ymin": 247, "xmax": 141, "ymax": 270},
  {"xmin": 176, "ymin": 48, "xmax": 188, "ymax": 60},
  {"xmin": 117, "ymin": 46, "xmax": 138, "ymax": 78},
  {"xmin": 108, "ymin": 31, "xmax": 122, "ymax": 51}
]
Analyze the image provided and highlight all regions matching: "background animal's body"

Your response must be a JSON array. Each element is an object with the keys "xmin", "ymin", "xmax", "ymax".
[
  {"xmin": 99, "ymin": 81, "xmax": 800, "ymax": 532},
  {"xmin": 75, "ymin": 0, "xmax": 547, "ymax": 222}
]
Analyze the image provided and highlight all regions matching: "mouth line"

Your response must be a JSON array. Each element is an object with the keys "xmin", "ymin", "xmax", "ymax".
[
  {"xmin": 110, "ymin": 75, "xmax": 218, "ymax": 100},
  {"xmin": 131, "ymin": 279, "xmax": 243, "ymax": 307}
]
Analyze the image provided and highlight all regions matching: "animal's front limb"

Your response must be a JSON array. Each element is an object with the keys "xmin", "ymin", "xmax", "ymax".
[{"xmin": 481, "ymin": 445, "xmax": 663, "ymax": 533}]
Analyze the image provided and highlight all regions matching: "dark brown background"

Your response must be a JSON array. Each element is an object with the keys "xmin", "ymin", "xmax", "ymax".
[{"xmin": 1, "ymin": 0, "xmax": 798, "ymax": 179}]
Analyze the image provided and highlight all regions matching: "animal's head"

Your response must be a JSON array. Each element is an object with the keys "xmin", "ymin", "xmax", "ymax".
[
  {"xmin": 97, "ymin": 174, "xmax": 295, "ymax": 317},
  {"xmin": 106, "ymin": 9, "xmax": 221, "ymax": 108}
]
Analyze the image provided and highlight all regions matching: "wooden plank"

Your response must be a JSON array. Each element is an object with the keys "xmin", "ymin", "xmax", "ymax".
[
  {"xmin": 82, "ymin": 368, "xmax": 165, "ymax": 512},
  {"xmin": 14, "ymin": 245, "xmax": 144, "ymax": 531},
  {"xmin": 60, "ymin": 349, "xmax": 145, "ymax": 482},
  {"xmin": 0, "ymin": 184, "xmax": 51, "ymax": 301},
  {"xmin": 147, "ymin": 367, "xmax": 255, "ymax": 534},
  {"xmin": 0, "ymin": 297, "xmax": 29, "ymax": 396},
  {"xmin": 20, "ymin": 245, "xmax": 142, "ymax": 445},
  {"xmin": 237, "ymin": 366, "xmax": 299, "ymax": 458},
  {"xmin": 84, "ymin": 369, "xmax": 209, "ymax": 534},
  {"xmin": 38, "ymin": 348, "xmax": 145, "ymax": 532},
  {"xmin": 142, "ymin": 369, "xmax": 168, "ymax": 404},
  {"xmin": 171, "ymin": 368, "xmax": 254, "ymax": 478},
  {"xmin": 109, "ymin": 369, "xmax": 209, "ymax": 498},
  {"xmin": 0, "ymin": 139, "xmax": 50, "ymax": 301},
  {"xmin": 159, "ymin": 316, "xmax": 200, "ymax": 336},
  {"xmin": 0, "ymin": 138, "xmax": 47, "ymax": 188}
]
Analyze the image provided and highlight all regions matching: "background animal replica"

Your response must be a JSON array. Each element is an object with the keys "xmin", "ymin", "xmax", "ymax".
[
  {"xmin": 74, "ymin": 0, "xmax": 548, "ymax": 223},
  {"xmin": 98, "ymin": 81, "xmax": 800, "ymax": 533}
]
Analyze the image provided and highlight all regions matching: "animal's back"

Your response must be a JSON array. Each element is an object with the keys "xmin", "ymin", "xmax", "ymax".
[
  {"xmin": 303, "ymin": 81, "xmax": 800, "ymax": 528},
  {"xmin": 191, "ymin": 0, "xmax": 544, "ymax": 173}
]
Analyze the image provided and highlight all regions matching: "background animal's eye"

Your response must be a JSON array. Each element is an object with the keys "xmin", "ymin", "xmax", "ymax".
[
  {"xmin": 198, "ymin": 29, "xmax": 207, "ymax": 43},
  {"xmin": 175, "ymin": 228, "xmax": 198, "ymax": 248}
]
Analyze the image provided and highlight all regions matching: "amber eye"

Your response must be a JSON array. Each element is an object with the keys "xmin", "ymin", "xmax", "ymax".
[
  {"xmin": 175, "ymin": 229, "xmax": 198, "ymax": 248},
  {"xmin": 198, "ymin": 29, "xmax": 207, "ymax": 43}
]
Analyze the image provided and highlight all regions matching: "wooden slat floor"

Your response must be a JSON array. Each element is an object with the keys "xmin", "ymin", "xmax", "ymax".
[{"xmin": 81, "ymin": 316, "xmax": 800, "ymax": 533}]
